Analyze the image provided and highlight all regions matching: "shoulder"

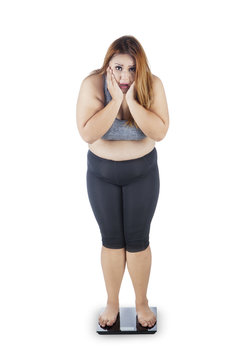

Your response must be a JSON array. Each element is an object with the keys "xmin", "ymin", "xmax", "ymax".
[
  {"xmin": 83, "ymin": 73, "xmax": 104, "ymax": 90},
  {"xmin": 82, "ymin": 73, "xmax": 105, "ymax": 102},
  {"xmin": 151, "ymin": 74, "xmax": 164, "ymax": 89},
  {"xmin": 150, "ymin": 74, "xmax": 168, "ymax": 101},
  {"xmin": 148, "ymin": 74, "xmax": 169, "ymax": 125}
]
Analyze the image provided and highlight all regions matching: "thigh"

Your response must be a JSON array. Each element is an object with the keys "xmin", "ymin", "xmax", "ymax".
[
  {"xmin": 86, "ymin": 169, "xmax": 125, "ymax": 249},
  {"xmin": 122, "ymin": 164, "xmax": 160, "ymax": 251}
]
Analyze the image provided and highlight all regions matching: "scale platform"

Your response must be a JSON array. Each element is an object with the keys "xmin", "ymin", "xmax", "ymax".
[{"xmin": 97, "ymin": 307, "xmax": 157, "ymax": 335}]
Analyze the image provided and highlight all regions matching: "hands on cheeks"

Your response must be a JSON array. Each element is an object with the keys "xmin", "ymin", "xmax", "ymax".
[{"xmin": 109, "ymin": 66, "xmax": 136, "ymax": 103}]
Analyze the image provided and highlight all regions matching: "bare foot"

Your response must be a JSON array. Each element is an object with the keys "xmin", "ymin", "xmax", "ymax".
[
  {"xmin": 136, "ymin": 301, "xmax": 156, "ymax": 328},
  {"xmin": 98, "ymin": 302, "xmax": 119, "ymax": 327}
]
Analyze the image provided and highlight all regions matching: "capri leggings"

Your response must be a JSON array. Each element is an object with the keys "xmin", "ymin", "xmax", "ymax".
[{"xmin": 86, "ymin": 147, "xmax": 160, "ymax": 253}]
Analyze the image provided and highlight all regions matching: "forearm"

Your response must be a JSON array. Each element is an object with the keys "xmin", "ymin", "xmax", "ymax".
[
  {"xmin": 83, "ymin": 99, "xmax": 122, "ymax": 144},
  {"xmin": 127, "ymin": 99, "xmax": 167, "ymax": 141}
]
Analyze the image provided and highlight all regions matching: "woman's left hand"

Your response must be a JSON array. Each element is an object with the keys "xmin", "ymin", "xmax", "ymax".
[{"xmin": 125, "ymin": 81, "xmax": 136, "ymax": 103}]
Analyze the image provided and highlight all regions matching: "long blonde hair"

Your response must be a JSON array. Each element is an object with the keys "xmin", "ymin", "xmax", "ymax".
[{"xmin": 87, "ymin": 35, "xmax": 154, "ymax": 128}]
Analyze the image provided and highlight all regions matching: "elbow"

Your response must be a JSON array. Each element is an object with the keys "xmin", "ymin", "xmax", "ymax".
[
  {"xmin": 81, "ymin": 132, "xmax": 97, "ymax": 145},
  {"xmin": 82, "ymin": 130, "xmax": 93, "ymax": 144},
  {"xmin": 156, "ymin": 123, "xmax": 169, "ymax": 142},
  {"xmin": 76, "ymin": 117, "xmax": 100, "ymax": 144},
  {"xmin": 155, "ymin": 132, "xmax": 167, "ymax": 142},
  {"xmin": 77, "ymin": 124, "xmax": 103, "ymax": 144},
  {"xmin": 81, "ymin": 132, "xmax": 94, "ymax": 144},
  {"xmin": 86, "ymin": 138, "xmax": 95, "ymax": 144},
  {"xmin": 76, "ymin": 121, "xmax": 93, "ymax": 144},
  {"xmin": 155, "ymin": 133, "xmax": 166, "ymax": 142},
  {"xmin": 83, "ymin": 128, "xmax": 97, "ymax": 144}
]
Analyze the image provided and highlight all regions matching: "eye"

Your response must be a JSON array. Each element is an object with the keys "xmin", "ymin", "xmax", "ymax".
[{"xmin": 115, "ymin": 66, "xmax": 136, "ymax": 72}]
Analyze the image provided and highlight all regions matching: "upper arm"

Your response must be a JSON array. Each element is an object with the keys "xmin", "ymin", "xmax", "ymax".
[
  {"xmin": 149, "ymin": 75, "xmax": 169, "ymax": 134},
  {"xmin": 76, "ymin": 76, "xmax": 105, "ymax": 139}
]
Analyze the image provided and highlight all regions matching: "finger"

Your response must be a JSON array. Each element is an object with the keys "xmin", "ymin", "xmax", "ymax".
[
  {"xmin": 106, "ymin": 67, "xmax": 112, "ymax": 83},
  {"xmin": 110, "ymin": 71, "xmax": 117, "ymax": 85},
  {"xmin": 107, "ymin": 66, "xmax": 111, "ymax": 78},
  {"xmin": 109, "ymin": 68, "xmax": 114, "ymax": 84},
  {"xmin": 108, "ymin": 66, "xmax": 114, "ymax": 77},
  {"xmin": 110, "ymin": 68, "xmax": 116, "ymax": 81}
]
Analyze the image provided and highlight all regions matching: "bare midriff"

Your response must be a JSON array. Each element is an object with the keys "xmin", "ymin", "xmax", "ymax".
[{"xmin": 88, "ymin": 137, "xmax": 155, "ymax": 161}]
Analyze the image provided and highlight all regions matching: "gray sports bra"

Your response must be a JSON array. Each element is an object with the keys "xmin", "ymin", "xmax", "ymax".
[{"xmin": 101, "ymin": 74, "xmax": 146, "ymax": 141}]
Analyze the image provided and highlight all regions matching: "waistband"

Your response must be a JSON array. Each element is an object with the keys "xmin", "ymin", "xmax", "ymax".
[{"xmin": 87, "ymin": 147, "xmax": 156, "ymax": 163}]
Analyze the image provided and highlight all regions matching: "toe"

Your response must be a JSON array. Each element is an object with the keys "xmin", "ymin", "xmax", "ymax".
[
  {"xmin": 147, "ymin": 321, "xmax": 152, "ymax": 327},
  {"xmin": 151, "ymin": 319, "xmax": 156, "ymax": 327}
]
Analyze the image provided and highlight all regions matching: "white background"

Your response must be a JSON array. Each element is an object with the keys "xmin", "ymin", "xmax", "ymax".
[{"xmin": 0, "ymin": 0, "xmax": 239, "ymax": 359}]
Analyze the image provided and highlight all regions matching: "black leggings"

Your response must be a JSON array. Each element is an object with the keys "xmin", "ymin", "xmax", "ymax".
[{"xmin": 86, "ymin": 147, "xmax": 160, "ymax": 252}]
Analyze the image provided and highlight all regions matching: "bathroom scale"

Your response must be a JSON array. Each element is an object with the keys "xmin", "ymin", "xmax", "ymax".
[{"xmin": 96, "ymin": 306, "xmax": 157, "ymax": 335}]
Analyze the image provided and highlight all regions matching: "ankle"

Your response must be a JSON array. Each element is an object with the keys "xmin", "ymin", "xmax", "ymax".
[
  {"xmin": 135, "ymin": 297, "xmax": 148, "ymax": 306},
  {"xmin": 107, "ymin": 298, "xmax": 119, "ymax": 306}
]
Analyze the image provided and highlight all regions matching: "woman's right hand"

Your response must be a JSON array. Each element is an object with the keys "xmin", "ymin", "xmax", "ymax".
[{"xmin": 106, "ymin": 66, "xmax": 124, "ymax": 103}]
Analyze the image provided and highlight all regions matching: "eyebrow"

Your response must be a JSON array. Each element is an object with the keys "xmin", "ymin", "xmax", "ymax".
[{"xmin": 114, "ymin": 63, "xmax": 136, "ymax": 67}]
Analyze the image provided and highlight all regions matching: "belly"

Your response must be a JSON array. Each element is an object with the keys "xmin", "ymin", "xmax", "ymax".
[{"xmin": 88, "ymin": 137, "xmax": 156, "ymax": 161}]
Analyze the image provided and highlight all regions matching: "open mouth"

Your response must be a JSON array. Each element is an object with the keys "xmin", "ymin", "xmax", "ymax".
[{"xmin": 119, "ymin": 84, "xmax": 129, "ymax": 89}]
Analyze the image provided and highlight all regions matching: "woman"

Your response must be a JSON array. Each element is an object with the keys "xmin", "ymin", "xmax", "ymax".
[{"xmin": 76, "ymin": 35, "xmax": 169, "ymax": 329}]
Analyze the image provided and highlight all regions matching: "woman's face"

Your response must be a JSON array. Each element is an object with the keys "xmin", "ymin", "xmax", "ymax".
[{"xmin": 109, "ymin": 53, "xmax": 136, "ymax": 93}]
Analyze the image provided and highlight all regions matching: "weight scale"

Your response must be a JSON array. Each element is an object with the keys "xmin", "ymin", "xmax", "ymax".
[{"xmin": 97, "ymin": 307, "xmax": 157, "ymax": 335}]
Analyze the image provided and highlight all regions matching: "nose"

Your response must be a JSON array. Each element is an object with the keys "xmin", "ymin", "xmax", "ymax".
[
  {"xmin": 119, "ymin": 70, "xmax": 131, "ymax": 83},
  {"xmin": 120, "ymin": 77, "xmax": 130, "ymax": 84}
]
